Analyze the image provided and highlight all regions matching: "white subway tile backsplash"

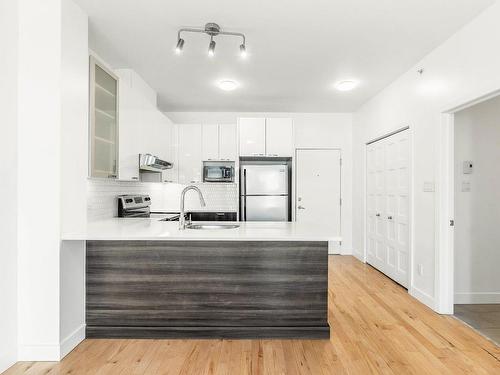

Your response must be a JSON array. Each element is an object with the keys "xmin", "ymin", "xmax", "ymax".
[{"xmin": 87, "ymin": 179, "xmax": 238, "ymax": 221}]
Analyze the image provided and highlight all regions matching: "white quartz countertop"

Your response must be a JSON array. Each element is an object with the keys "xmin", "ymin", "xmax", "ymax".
[{"xmin": 62, "ymin": 218, "xmax": 341, "ymax": 242}]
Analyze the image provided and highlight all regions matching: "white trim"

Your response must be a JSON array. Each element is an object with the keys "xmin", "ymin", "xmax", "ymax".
[
  {"xmin": 18, "ymin": 343, "xmax": 61, "ymax": 362},
  {"xmin": 436, "ymin": 89, "xmax": 500, "ymax": 315},
  {"xmin": 454, "ymin": 293, "xmax": 500, "ymax": 304},
  {"xmin": 410, "ymin": 286, "xmax": 436, "ymax": 310},
  {"xmin": 435, "ymin": 114, "xmax": 455, "ymax": 314},
  {"xmin": 442, "ymin": 87, "xmax": 500, "ymax": 114},
  {"xmin": 60, "ymin": 324, "xmax": 86, "ymax": 359}
]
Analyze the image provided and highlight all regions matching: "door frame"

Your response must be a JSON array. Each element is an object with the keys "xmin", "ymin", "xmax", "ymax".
[
  {"xmin": 294, "ymin": 148, "xmax": 342, "ymax": 252},
  {"xmin": 364, "ymin": 127, "xmax": 413, "ymax": 290},
  {"xmin": 436, "ymin": 88, "xmax": 500, "ymax": 314}
]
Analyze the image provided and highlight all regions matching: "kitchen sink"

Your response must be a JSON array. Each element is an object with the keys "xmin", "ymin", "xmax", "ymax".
[{"xmin": 186, "ymin": 223, "xmax": 240, "ymax": 230}]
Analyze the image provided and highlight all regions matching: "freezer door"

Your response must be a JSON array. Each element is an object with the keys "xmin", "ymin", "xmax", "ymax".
[
  {"xmin": 242, "ymin": 195, "xmax": 288, "ymax": 221},
  {"xmin": 242, "ymin": 165, "xmax": 288, "ymax": 195}
]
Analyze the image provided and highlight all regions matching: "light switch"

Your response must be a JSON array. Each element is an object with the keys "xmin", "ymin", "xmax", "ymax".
[
  {"xmin": 423, "ymin": 181, "xmax": 435, "ymax": 192},
  {"xmin": 461, "ymin": 181, "xmax": 471, "ymax": 192},
  {"xmin": 463, "ymin": 161, "xmax": 473, "ymax": 174}
]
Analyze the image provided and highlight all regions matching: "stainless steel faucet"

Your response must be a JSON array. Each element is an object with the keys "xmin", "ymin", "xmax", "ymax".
[{"xmin": 179, "ymin": 185, "xmax": 206, "ymax": 230}]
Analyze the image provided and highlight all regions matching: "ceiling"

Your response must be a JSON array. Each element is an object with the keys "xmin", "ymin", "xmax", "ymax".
[{"xmin": 75, "ymin": 0, "xmax": 494, "ymax": 112}]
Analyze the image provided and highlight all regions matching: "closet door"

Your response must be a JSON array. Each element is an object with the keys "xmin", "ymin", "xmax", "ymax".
[
  {"xmin": 385, "ymin": 131, "xmax": 410, "ymax": 287},
  {"xmin": 366, "ymin": 129, "xmax": 409, "ymax": 288},
  {"xmin": 367, "ymin": 140, "xmax": 387, "ymax": 273}
]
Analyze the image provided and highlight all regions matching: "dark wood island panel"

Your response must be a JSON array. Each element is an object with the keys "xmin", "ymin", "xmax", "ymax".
[{"xmin": 86, "ymin": 240, "xmax": 329, "ymax": 339}]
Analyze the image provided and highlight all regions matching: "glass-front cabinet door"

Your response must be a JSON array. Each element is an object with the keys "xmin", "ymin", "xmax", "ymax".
[{"xmin": 90, "ymin": 56, "xmax": 119, "ymax": 178}]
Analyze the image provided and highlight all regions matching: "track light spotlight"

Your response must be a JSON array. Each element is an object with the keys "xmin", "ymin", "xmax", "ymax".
[
  {"xmin": 175, "ymin": 38, "xmax": 185, "ymax": 54},
  {"xmin": 239, "ymin": 44, "xmax": 247, "ymax": 58},
  {"xmin": 208, "ymin": 38, "xmax": 216, "ymax": 57}
]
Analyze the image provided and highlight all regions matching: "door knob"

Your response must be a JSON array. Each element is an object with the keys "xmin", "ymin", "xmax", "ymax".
[{"xmin": 298, "ymin": 205, "xmax": 305, "ymax": 210}]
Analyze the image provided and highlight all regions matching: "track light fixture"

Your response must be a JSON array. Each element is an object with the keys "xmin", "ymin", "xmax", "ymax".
[{"xmin": 175, "ymin": 22, "xmax": 247, "ymax": 58}]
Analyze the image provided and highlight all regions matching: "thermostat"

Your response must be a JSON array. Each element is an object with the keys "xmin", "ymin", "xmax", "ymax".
[{"xmin": 463, "ymin": 161, "xmax": 473, "ymax": 174}]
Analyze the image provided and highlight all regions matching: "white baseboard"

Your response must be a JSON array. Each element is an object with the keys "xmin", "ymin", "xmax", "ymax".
[
  {"xmin": 0, "ymin": 354, "xmax": 17, "ymax": 374},
  {"xmin": 328, "ymin": 240, "xmax": 341, "ymax": 255},
  {"xmin": 60, "ymin": 324, "xmax": 86, "ymax": 359},
  {"xmin": 17, "ymin": 324, "xmax": 85, "ymax": 362},
  {"xmin": 352, "ymin": 250, "xmax": 365, "ymax": 262},
  {"xmin": 454, "ymin": 292, "xmax": 500, "ymax": 304},
  {"xmin": 18, "ymin": 344, "xmax": 61, "ymax": 361},
  {"xmin": 410, "ymin": 286, "xmax": 436, "ymax": 311}
]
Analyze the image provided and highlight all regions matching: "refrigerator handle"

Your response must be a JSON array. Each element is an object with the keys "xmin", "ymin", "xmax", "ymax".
[{"xmin": 243, "ymin": 168, "xmax": 247, "ymax": 221}]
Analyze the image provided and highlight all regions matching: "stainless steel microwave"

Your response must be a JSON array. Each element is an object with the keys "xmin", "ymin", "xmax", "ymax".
[{"xmin": 203, "ymin": 164, "xmax": 234, "ymax": 182}]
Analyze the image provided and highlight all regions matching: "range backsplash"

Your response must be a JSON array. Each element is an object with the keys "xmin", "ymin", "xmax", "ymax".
[{"xmin": 87, "ymin": 179, "xmax": 238, "ymax": 221}]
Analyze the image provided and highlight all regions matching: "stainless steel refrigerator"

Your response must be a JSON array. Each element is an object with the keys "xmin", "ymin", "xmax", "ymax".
[{"xmin": 240, "ymin": 164, "xmax": 290, "ymax": 221}]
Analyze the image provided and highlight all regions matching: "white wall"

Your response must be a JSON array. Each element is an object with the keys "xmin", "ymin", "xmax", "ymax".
[
  {"xmin": 59, "ymin": 0, "xmax": 88, "ymax": 358},
  {"xmin": 15, "ymin": 0, "xmax": 88, "ymax": 361},
  {"xmin": 167, "ymin": 112, "xmax": 353, "ymax": 253},
  {"xmin": 454, "ymin": 95, "xmax": 500, "ymax": 304},
  {"xmin": 353, "ymin": 1, "xmax": 500, "ymax": 310},
  {"xmin": 0, "ymin": 0, "xmax": 19, "ymax": 371},
  {"xmin": 17, "ymin": 0, "xmax": 63, "ymax": 360}
]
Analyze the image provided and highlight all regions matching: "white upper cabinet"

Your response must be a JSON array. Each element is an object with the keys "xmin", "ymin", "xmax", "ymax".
[
  {"xmin": 90, "ymin": 57, "xmax": 119, "ymax": 179},
  {"xmin": 201, "ymin": 123, "xmax": 237, "ymax": 161},
  {"xmin": 117, "ymin": 79, "xmax": 142, "ymax": 181},
  {"xmin": 266, "ymin": 118, "xmax": 294, "ymax": 157},
  {"xmin": 178, "ymin": 124, "xmax": 202, "ymax": 184},
  {"xmin": 202, "ymin": 124, "xmax": 219, "ymax": 161},
  {"xmin": 239, "ymin": 118, "xmax": 266, "ymax": 156},
  {"xmin": 116, "ymin": 68, "xmax": 175, "ymax": 182},
  {"xmin": 238, "ymin": 117, "xmax": 294, "ymax": 157},
  {"xmin": 218, "ymin": 124, "xmax": 237, "ymax": 161}
]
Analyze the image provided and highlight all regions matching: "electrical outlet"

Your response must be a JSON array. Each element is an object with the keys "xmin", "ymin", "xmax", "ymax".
[
  {"xmin": 461, "ymin": 181, "xmax": 471, "ymax": 192},
  {"xmin": 417, "ymin": 264, "xmax": 424, "ymax": 276}
]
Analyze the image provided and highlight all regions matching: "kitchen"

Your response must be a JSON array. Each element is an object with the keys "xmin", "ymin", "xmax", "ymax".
[{"xmin": 2, "ymin": 0, "xmax": 500, "ymax": 374}]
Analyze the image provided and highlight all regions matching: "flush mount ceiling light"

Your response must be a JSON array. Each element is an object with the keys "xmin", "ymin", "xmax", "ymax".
[
  {"xmin": 335, "ymin": 80, "xmax": 359, "ymax": 91},
  {"xmin": 218, "ymin": 80, "xmax": 239, "ymax": 91},
  {"xmin": 175, "ymin": 22, "xmax": 247, "ymax": 58}
]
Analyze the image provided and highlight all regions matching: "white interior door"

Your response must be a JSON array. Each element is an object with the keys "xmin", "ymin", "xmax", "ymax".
[
  {"xmin": 296, "ymin": 149, "xmax": 341, "ymax": 236},
  {"xmin": 366, "ymin": 130, "xmax": 410, "ymax": 288}
]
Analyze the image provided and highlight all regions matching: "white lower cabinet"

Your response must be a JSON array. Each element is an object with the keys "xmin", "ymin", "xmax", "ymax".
[{"xmin": 178, "ymin": 124, "xmax": 202, "ymax": 184}]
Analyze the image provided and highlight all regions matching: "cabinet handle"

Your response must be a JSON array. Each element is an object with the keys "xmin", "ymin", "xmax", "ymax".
[
  {"xmin": 388, "ymin": 216, "xmax": 393, "ymax": 220},
  {"xmin": 108, "ymin": 174, "xmax": 117, "ymax": 178},
  {"xmin": 132, "ymin": 177, "xmax": 139, "ymax": 180},
  {"xmin": 376, "ymin": 213, "xmax": 380, "ymax": 217}
]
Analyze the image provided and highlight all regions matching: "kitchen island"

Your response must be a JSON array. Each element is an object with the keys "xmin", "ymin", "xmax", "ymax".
[{"xmin": 64, "ymin": 220, "xmax": 338, "ymax": 339}]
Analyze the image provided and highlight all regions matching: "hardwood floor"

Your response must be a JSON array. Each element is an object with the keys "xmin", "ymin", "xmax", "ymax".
[{"xmin": 4, "ymin": 256, "xmax": 500, "ymax": 375}]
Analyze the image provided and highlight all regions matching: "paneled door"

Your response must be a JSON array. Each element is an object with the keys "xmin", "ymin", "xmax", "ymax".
[
  {"xmin": 296, "ymin": 149, "xmax": 341, "ymax": 237},
  {"xmin": 366, "ymin": 129, "xmax": 410, "ymax": 288}
]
